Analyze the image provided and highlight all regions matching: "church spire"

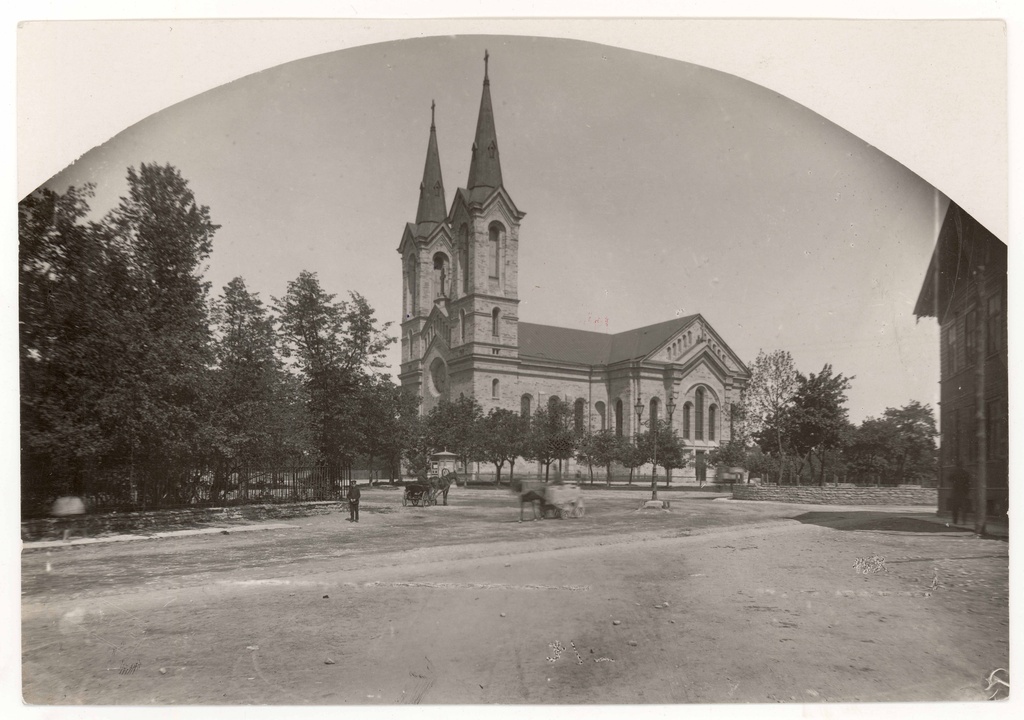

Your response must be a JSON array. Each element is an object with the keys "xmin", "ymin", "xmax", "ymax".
[
  {"xmin": 415, "ymin": 99, "xmax": 447, "ymax": 225},
  {"xmin": 466, "ymin": 50, "xmax": 503, "ymax": 191}
]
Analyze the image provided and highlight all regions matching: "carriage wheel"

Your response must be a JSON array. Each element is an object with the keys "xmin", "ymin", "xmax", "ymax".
[{"xmin": 560, "ymin": 508, "xmax": 571, "ymax": 519}]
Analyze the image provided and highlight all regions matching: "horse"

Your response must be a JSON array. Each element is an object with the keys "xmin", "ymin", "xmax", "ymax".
[
  {"xmin": 427, "ymin": 472, "xmax": 455, "ymax": 505},
  {"xmin": 510, "ymin": 478, "xmax": 549, "ymax": 522}
]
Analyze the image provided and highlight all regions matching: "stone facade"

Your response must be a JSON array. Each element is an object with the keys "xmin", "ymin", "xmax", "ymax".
[
  {"xmin": 732, "ymin": 485, "xmax": 939, "ymax": 506},
  {"xmin": 21, "ymin": 501, "xmax": 350, "ymax": 542}
]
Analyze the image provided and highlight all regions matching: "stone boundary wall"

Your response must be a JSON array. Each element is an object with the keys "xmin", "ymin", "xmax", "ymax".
[
  {"xmin": 732, "ymin": 485, "xmax": 938, "ymax": 506},
  {"xmin": 21, "ymin": 501, "xmax": 348, "ymax": 542}
]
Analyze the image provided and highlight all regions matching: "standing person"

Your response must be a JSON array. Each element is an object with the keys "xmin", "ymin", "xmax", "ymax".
[
  {"xmin": 347, "ymin": 482, "xmax": 361, "ymax": 523},
  {"xmin": 948, "ymin": 466, "xmax": 971, "ymax": 525}
]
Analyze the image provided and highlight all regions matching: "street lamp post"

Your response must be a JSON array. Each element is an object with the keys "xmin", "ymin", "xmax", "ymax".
[
  {"xmin": 662, "ymin": 396, "xmax": 677, "ymax": 498},
  {"xmin": 634, "ymin": 397, "xmax": 644, "ymax": 490},
  {"xmin": 634, "ymin": 397, "xmax": 644, "ymax": 449}
]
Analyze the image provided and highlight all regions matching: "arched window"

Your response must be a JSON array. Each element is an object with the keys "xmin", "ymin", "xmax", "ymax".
[
  {"xmin": 491, "ymin": 307, "xmax": 500, "ymax": 337},
  {"xmin": 683, "ymin": 402, "xmax": 692, "ymax": 439},
  {"xmin": 548, "ymin": 395, "xmax": 560, "ymax": 411},
  {"xmin": 709, "ymin": 404, "xmax": 718, "ymax": 441},
  {"xmin": 695, "ymin": 388, "xmax": 705, "ymax": 441},
  {"xmin": 650, "ymin": 398, "xmax": 660, "ymax": 427},
  {"xmin": 489, "ymin": 223, "xmax": 504, "ymax": 279},
  {"xmin": 521, "ymin": 394, "xmax": 532, "ymax": 418},
  {"xmin": 615, "ymin": 399, "xmax": 623, "ymax": 437},
  {"xmin": 574, "ymin": 399, "xmax": 585, "ymax": 433},
  {"xmin": 406, "ymin": 255, "xmax": 418, "ymax": 315},
  {"xmin": 492, "ymin": 378, "xmax": 500, "ymax": 399},
  {"xmin": 460, "ymin": 310, "xmax": 466, "ymax": 342},
  {"xmin": 432, "ymin": 252, "xmax": 449, "ymax": 298},
  {"xmin": 595, "ymin": 401, "xmax": 606, "ymax": 431},
  {"xmin": 459, "ymin": 225, "xmax": 470, "ymax": 294}
]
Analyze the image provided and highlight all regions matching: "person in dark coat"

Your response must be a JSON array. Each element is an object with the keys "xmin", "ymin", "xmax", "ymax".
[
  {"xmin": 948, "ymin": 466, "xmax": 971, "ymax": 525},
  {"xmin": 347, "ymin": 483, "xmax": 361, "ymax": 522}
]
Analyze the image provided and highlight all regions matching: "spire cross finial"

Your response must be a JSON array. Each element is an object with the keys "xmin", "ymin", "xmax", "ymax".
[{"xmin": 430, "ymin": 99, "xmax": 436, "ymax": 128}]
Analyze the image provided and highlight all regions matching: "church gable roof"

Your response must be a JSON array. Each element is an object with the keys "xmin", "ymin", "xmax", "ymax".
[
  {"xmin": 518, "ymin": 323, "xmax": 614, "ymax": 365},
  {"xmin": 397, "ymin": 219, "xmax": 451, "ymax": 256},
  {"xmin": 449, "ymin": 185, "xmax": 523, "ymax": 223},
  {"xmin": 519, "ymin": 314, "xmax": 749, "ymax": 380},
  {"xmin": 607, "ymin": 315, "xmax": 699, "ymax": 364},
  {"xmin": 519, "ymin": 315, "xmax": 700, "ymax": 367}
]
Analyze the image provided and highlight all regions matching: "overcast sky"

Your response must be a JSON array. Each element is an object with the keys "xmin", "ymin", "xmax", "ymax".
[{"xmin": 43, "ymin": 34, "xmax": 944, "ymax": 424}]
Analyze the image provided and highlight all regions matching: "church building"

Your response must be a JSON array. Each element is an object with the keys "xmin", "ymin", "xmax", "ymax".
[{"xmin": 398, "ymin": 54, "xmax": 751, "ymax": 483}]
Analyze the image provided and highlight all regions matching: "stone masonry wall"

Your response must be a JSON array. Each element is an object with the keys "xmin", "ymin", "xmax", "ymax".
[
  {"xmin": 21, "ymin": 501, "xmax": 349, "ymax": 542},
  {"xmin": 732, "ymin": 485, "xmax": 938, "ymax": 506}
]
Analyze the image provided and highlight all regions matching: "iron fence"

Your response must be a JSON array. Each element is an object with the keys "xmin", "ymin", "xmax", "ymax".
[{"xmin": 22, "ymin": 458, "xmax": 351, "ymax": 518}]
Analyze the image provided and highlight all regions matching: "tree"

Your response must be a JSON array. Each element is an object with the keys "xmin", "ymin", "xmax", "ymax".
[
  {"xmin": 574, "ymin": 431, "xmax": 599, "ymax": 484},
  {"xmin": 424, "ymin": 395, "xmax": 485, "ymax": 474},
  {"xmin": 707, "ymin": 438, "xmax": 748, "ymax": 470},
  {"xmin": 20, "ymin": 166, "xmax": 222, "ymax": 508},
  {"xmin": 479, "ymin": 408, "xmax": 526, "ymax": 485},
  {"xmin": 207, "ymin": 277, "xmax": 298, "ymax": 501},
  {"xmin": 20, "ymin": 183, "xmax": 123, "ymax": 501},
  {"xmin": 356, "ymin": 375, "xmax": 420, "ymax": 482},
  {"xmin": 401, "ymin": 421, "xmax": 431, "ymax": 481},
  {"xmin": 788, "ymin": 364, "xmax": 854, "ymax": 485},
  {"xmin": 745, "ymin": 349, "xmax": 799, "ymax": 483},
  {"xmin": 616, "ymin": 441, "xmax": 648, "ymax": 485},
  {"xmin": 637, "ymin": 420, "xmax": 686, "ymax": 488},
  {"xmin": 882, "ymin": 401, "xmax": 938, "ymax": 485},
  {"xmin": 845, "ymin": 417, "xmax": 893, "ymax": 482},
  {"xmin": 275, "ymin": 271, "xmax": 393, "ymax": 467},
  {"xmin": 103, "ymin": 164, "xmax": 220, "ymax": 504},
  {"xmin": 590, "ymin": 430, "xmax": 622, "ymax": 485},
  {"xmin": 846, "ymin": 402, "xmax": 937, "ymax": 485},
  {"xmin": 523, "ymin": 399, "xmax": 576, "ymax": 482}
]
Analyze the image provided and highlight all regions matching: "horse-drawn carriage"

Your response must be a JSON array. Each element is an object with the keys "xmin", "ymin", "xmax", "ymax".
[
  {"xmin": 402, "ymin": 450, "xmax": 458, "ymax": 508},
  {"xmin": 513, "ymin": 479, "xmax": 585, "ymax": 521},
  {"xmin": 402, "ymin": 481, "xmax": 438, "ymax": 507}
]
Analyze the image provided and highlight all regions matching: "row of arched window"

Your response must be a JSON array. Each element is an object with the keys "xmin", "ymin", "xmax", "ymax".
[
  {"xmin": 403, "ymin": 221, "xmax": 507, "ymax": 316},
  {"xmin": 514, "ymin": 391, "xmax": 719, "ymax": 441},
  {"xmin": 668, "ymin": 331, "xmax": 695, "ymax": 359}
]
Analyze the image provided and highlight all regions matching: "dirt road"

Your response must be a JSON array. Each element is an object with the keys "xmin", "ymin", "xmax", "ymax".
[{"xmin": 21, "ymin": 488, "xmax": 1009, "ymax": 704}]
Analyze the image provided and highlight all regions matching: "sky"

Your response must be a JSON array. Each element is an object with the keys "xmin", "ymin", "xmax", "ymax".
[{"xmin": 38, "ymin": 33, "xmax": 948, "ymax": 424}]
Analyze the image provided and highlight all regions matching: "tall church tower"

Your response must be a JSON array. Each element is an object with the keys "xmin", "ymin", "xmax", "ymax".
[{"xmin": 399, "ymin": 52, "xmax": 525, "ymax": 414}]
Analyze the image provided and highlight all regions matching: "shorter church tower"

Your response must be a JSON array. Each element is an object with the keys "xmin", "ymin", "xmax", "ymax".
[{"xmin": 398, "ymin": 100, "xmax": 454, "ymax": 408}]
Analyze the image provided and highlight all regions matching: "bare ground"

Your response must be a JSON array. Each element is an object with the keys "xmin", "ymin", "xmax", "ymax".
[{"xmin": 21, "ymin": 487, "xmax": 1009, "ymax": 705}]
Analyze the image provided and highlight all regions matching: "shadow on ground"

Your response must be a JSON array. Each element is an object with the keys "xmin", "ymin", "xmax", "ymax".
[{"xmin": 792, "ymin": 511, "xmax": 972, "ymax": 536}]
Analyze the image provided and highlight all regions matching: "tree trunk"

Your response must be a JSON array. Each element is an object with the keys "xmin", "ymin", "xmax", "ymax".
[{"xmin": 495, "ymin": 463, "xmax": 503, "ymax": 486}]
